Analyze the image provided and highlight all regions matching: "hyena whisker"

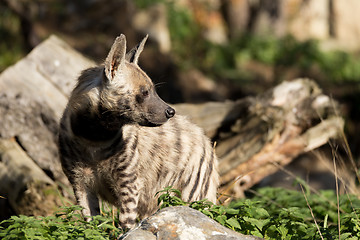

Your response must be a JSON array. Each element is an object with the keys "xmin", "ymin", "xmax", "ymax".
[
  {"xmin": 101, "ymin": 109, "xmax": 152, "ymax": 118},
  {"xmin": 101, "ymin": 109, "xmax": 133, "ymax": 115},
  {"xmin": 154, "ymin": 82, "xmax": 167, "ymax": 89},
  {"xmin": 58, "ymin": 34, "xmax": 219, "ymax": 230}
]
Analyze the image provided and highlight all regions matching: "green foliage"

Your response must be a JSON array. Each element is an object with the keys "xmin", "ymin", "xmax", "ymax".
[
  {"xmin": 138, "ymin": 0, "xmax": 360, "ymax": 85},
  {"xmin": 0, "ymin": 205, "xmax": 122, "ymax": 240},
  {"xmin": 201, "ymin": 34, "xmax": 360, "ymax": 84},
  {"xmin": 1, "ymin": 186, "xmax": 359, "ymax": 239},
  {"xmin": 130, "ymin": 0, "xmax": 360, "ymax": 85},
  {"xmin": 133, "ymin": 2, "xmax": 360, "ymax": 85},
  {"xmin": 154, "ymin": 186, "xmax": 360, "ymax": 239},
  {"xmin": 0, "ymin": 6, "xmax": 26, "ymax": 72},
  {"xmin": 134, "ymin": 0, "xmax": 203, "ymax": 70},
  {"xmin": 137, "ymin": 0, "xmax": 360, "ymax": 85},
  {"xmin": 155, "ymin": 185, "xmax": 187, "ymax": 209}
]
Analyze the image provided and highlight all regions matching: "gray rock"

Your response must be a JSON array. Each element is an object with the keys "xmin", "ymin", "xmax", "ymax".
[
  {"xmin": 120, "ymin": 206, "xmax": 262, "ymax": 240},
  {"xmin": 121, "ymin": 228, "xmax": 156, "ymax": 240}
]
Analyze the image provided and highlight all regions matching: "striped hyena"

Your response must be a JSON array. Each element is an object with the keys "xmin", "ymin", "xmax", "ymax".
[{"xmin": 58, "ymin": 34, "xmax": 219, "ymax": 229}]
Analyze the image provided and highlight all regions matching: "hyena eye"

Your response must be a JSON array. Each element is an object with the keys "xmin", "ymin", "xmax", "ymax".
[{"xmin": 141, "ymin": 89, "xmax": 149, "ymax": 97}]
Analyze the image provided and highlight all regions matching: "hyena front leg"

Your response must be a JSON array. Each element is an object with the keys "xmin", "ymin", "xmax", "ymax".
[
  {"xmin": 72, "ymin": 178, "xmax": 100, "ymax": 220},
  {"xmin": 115, "ymin": 181, "xmax": 140, "ymax": 230}
]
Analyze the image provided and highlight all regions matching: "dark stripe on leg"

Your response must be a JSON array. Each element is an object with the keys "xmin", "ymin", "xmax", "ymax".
[
  {"xmin": 183, "ymin": 166, "xmax": 193, "ymax": 189},
  {"xmin": 203, "ymin": 151, "xmax": 214, "ymax": 200},
  {"xmin": 124, "ymin": 217, "xmax": 136, "ymax": 226},
  {"xmin": 181, "ymin": 139, "xmax": 196, "ymax": 189},
  {"xmin": 130, "ymin": 134, "xmax": 139, "ymax": 152},
  {"xmin": 188, "ymin": 144, "xmax": 206, "ymax": 201},
  {"xmin": 173, "ymin": 120, "xmax": 182, "ymax": 158}
]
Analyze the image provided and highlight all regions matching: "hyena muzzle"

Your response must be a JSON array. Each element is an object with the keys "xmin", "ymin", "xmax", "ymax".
[{"xmin": 58, "ymin": 34, "xmax": 219, "ymax": 229}]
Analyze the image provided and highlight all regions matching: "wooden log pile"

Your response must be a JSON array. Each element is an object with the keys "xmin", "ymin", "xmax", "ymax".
[
  {"xmin": 176, "ymin": 79, "xmax": 343, "ymax": 201},
  {"xmin": 0, "ymin": 36, "xmax": 343, "ymax": 217}
]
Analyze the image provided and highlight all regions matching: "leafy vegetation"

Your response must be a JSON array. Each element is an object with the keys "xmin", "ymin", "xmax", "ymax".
[
  {"xmin": 1, "ymin": 186, "xmax": 359, "ymax": 239},
  {"xmin": 0, "ymin": 6, "xmax": 26, "ymax": 72},
  {"xmin": 156, "ymin": 186, "xmax": 360, "ymax": 240},
  {"xmin": 201, "ymin": 35, "xmax": 360, "ymax": 84},
  {"xmin": 0, "ymin": 205, "xmax": 122, "ymax": 240},
  {"xmin": 134, "ymin": 0, "xmax": 202, "ymax": 70}
]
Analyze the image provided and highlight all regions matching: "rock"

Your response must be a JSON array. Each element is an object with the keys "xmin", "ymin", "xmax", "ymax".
[
  {"xmin": 120, "ymin": 206, "xmax": 262, "ymax": 240},
  {"xmin": 121, "ymin": 229, "xmax": 156, "ymax": 240}
]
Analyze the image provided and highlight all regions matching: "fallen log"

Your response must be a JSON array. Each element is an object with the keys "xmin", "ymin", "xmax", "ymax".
[
  {"xmin": 0, "ymin": 138, "xmax": 65, "ymax": 217},
  {"xmin": 177, "ymin": 79, "xmax": 343, "ymax": 200},
  {"xmin": 0, "ymin": 35, "xmax": 95, "ymax": 188},
  {"xmin": 0, "ymin": 35, "xmax": 93, "ymax": 217}
]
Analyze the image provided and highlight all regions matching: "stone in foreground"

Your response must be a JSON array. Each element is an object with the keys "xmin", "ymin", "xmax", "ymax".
[{"xmin": 120, "ymin": 206, "xmax": 262, "ymax": 240}]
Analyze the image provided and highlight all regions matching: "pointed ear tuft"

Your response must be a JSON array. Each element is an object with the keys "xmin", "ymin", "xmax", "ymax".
[
  {"xmin": 125, "ymin": 34, "xmax": 149, "ymax": 65},
  {"xmin": 105, "ymin": 34, "xmax": 127, "ymax": 81}
]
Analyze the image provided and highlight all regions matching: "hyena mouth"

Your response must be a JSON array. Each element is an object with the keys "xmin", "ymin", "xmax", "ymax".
[
  {"xmin": 144, "ymin": 120, "xmax": 162, "ymax": 127},
  {"xmin": 143, "ymin": 117, "xmax": 169, "ymax": 127},
  {"xmin": 142, "ymin": 106, "xmax": 175, "ymax": 127}
]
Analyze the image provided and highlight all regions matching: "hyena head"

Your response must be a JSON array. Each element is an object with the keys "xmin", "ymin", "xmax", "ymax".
[{"xmin": 100, "ymin": 34, "xmax": 175, "ymax": 126}]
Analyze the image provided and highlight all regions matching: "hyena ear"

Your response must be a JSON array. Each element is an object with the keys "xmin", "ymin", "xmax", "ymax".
[
  {"xmin": 125, "ymin": 34, "xmax": 149, "ymax": 65},
  {"xmin": 104, "ymin": 34, "xmax": 127, "ymax": 81}
]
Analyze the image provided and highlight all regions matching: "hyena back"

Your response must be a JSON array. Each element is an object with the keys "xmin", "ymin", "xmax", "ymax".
[{"xmin": 58, "ymin": 34, "xmax": 219, "ymax": 229}]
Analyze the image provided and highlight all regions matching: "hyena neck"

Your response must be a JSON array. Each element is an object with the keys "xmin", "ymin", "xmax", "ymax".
[{"xmin": 70, "ymin": 106, "xmax": 123, "ymax": 143}]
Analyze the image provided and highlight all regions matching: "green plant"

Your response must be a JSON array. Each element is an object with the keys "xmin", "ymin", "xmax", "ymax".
[
  {"xmin": 155, "ymin": 186, "xmax": 360, "ymax": 239},
  {"xmin": 1, "ymin": 186, "xmax": 359, "ymax": 239},
  {"xmin": 155, "ymin": 186, "xmax": 187, "ymax": 209},
  {"xmin": 134, "ymin": 0, "xmax": 204, "ymax": 70},
  {"xmin": 0, "ymin": 5, "xmax": 26, "ymax": 72},
  {"xmin": 201, "ymin": 34, "xmax": 360, "ymax": 84},
  {"xmin": 0, "ymin": 205, "xmax": 122, "ymax": 240}
]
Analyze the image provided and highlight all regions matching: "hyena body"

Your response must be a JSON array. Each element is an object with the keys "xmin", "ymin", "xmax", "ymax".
[{"xmin": 58, "ymin": 34, "xmax": 219, "ymax": 229}]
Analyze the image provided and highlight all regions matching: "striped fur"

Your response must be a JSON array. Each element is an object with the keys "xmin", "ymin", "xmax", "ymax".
[{"xmin": 58, "ymin": 34, "xmax": 219, "ymax": 229}]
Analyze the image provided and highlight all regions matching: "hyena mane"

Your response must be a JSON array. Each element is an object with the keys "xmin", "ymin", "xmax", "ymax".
[{"xmin": 58, "ymin": 34, "xmax": 219, "ymax": 229}]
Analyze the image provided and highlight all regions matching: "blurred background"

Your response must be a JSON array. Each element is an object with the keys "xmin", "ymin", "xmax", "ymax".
[{"xmin": 1, "ymin": 0, "xmax": 360, "ymax": 186}]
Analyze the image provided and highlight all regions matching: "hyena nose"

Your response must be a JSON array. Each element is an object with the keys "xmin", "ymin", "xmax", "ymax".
[{"xmin": 165, "ymin": 107, "xmax": 175, "ymax": 119}]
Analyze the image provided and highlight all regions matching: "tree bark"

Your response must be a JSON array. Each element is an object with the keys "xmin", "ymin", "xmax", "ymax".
[{"xmin": 0, "ymin": 138, "xmax": 67, "ymax": 216}]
